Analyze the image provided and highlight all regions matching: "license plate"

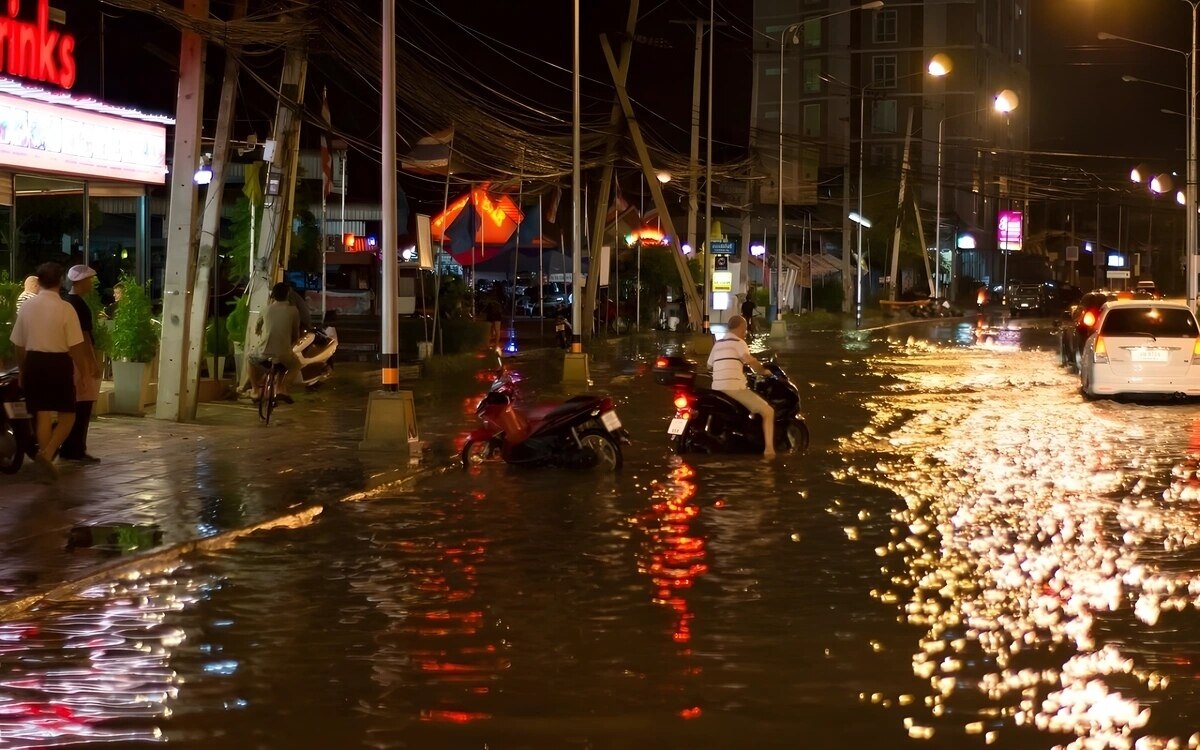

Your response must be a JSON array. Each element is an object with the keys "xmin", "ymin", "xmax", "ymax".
[
  {"xmin": 600, "ymin": 410, "xmax": 622, "ymax": 432},
  {"xmin": 667, "ymin": 416, "xmax": 688, "ymax": 435},
  {"xmin": 3, "ymin": 401, "xmax": 28, "ymax": 419},
  {"xmin": 1131, "ymin": 348, "xmax": 1169, "ymax": 363}
]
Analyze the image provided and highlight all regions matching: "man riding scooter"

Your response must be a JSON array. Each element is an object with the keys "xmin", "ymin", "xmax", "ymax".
[{"xmin": 707, "ymin": 315, "xmax": 775, "ymax": 457}]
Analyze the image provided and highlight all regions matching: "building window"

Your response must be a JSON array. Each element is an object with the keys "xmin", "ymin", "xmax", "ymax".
[
  {"xmin": 803, "ymin": 104, "xmax": 821, "ymax": 136},
  {"xmin": 873, "ymin": 10, "xmax": 897, "ymax": 43},
  {"xmin": 871, "ymin": 99, "xmax": 897, "ymax": 134},
  {"xmin": 870, "ymin": 144, "xmax": 897, "ymax": 167},
  {"xmin": 804, "ymin": 20, "xmax": 821, "ymax": 48},
  {"xmin": 872, "ymin": 55, "xmax": 896, "ymax": 88},
  {"xmin": 803, "ymin": 59, "xmax": 821, "ymax": 93}
]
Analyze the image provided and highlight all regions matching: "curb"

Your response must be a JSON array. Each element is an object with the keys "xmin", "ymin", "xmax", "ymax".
[{"xmin": 0, "ymin": 462, "xmax": 448, "ymax": 622}]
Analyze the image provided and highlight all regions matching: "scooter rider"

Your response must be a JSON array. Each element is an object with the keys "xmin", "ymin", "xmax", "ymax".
[{"xmin": 707, "ymin": 315, "xmax": 775, "ymax": 457}]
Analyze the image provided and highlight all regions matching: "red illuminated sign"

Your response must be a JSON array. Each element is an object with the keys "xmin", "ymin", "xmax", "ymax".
[{"xmin": 0, "ymin": 0, "xmax": 76, "ymax": 89}]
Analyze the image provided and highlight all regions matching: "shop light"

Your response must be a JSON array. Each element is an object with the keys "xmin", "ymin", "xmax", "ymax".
[{"xmin": 750, "ymin": 243, "xmax": 766, "ymax": 257}]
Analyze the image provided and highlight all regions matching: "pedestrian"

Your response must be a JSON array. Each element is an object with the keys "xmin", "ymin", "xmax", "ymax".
[
  {"xmin": 103, "ymin": 282, "xmax": 123, "ymax": 320},
  {"xmin": 740, "ymin": 291, "xmax": 758, "ymax": 334},
  {"xmin": 707, "ymin": 314, "xmax": 775, "ymax": 457},
  {"xmin": 9, "ymin": 262, "xmax": 94, "ymax": 478},
  {"xmin": 15, "ymin": 275, "xmax": 37, "ymax": 314},
  {"xmin": 484, "ymin": 295, "xmax": 503, "ymax": 350},
  {"xmin": 59, "ymin": 265, "xmax": 102, "ymax": 463}
]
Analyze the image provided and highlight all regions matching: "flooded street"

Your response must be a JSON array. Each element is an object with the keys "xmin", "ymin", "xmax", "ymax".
[{"xmin": 6, "ymin": 319, "xmax": 1200, "ymax": 749}]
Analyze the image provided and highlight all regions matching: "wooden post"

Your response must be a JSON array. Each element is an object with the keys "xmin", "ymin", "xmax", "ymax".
[{"xmin": 887, "ymin": 107, "xmax": 916, "ymax": 301}]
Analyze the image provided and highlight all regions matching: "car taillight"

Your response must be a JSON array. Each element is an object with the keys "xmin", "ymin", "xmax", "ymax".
[
  {"xmin": 1094, "ymin": 336, "xmax": 1109, "ymax": 364},
  {"xmin": 1192, "ymin": 338, "xmax": 1200, "ymax": 363},
  {"xmin": 655, "ymin": 357, "xmax": 669, "ymax": 369},
  {"xmin": 1082, "ymin": 310, "xmax": 1097, "ymax": 328}
]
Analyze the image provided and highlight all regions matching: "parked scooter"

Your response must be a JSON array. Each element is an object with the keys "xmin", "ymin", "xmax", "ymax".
[
  {"xmin": 294, "ymin": 325, "xmax": 338, "ymax": 388},
  {"xmin": 462, "ymin": 369, "xmax": 629, "ymax": 470},
  {"xmin": 653, "ymin": 355, "xmax": 809, "ymax": 454},
  {"xmin": 0, "ymin": 367, "xmax": 37, "ymax": 474}
]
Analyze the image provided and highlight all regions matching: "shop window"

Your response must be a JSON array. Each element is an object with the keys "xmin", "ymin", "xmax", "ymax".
[
  {"xmin": 88, "ymin": 183, "xmax": 147, "ymax": 306},
  {"xmin": 872, "ymin": 55, "xmax": 897, "ymax": 88},
  {"xmin": 14, "ymin": 175, "xmax": 85, "ymax": 281},
  {"xmin": 870, "ymin": 144, "xmax": 898, "ymax": 167},
  {"xmin": 873, "ymin": 10, "xmax": 898, "ymax": 43}
]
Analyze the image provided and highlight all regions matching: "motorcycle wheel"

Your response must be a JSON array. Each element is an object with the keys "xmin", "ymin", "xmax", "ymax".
[
  {"xmin": 784, "ymin": 420, "xmax": 810, "ymax": 452},
  {"xmin": 461, "ymin": 438, "xmax": 500, "ymax": 468},
  {"xmin": 0, "ymin": 421, "xmax": 24, "ymax": 474},
  {"xmin": 578, "ymin": 429, "xmax": 622, "ymax": 471}
]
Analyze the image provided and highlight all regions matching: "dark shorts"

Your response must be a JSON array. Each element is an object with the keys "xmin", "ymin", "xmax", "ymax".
[{"xmin": 24, "ymin": 351, "xmax": 75, "ymax": 413}]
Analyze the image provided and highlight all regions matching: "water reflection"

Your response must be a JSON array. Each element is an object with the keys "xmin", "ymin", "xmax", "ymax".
[
  {"xmin": 843, "ymin": 340, "xmax": 1200, "ymax": 748},
  {"xmin": 0, "ymin": 569, "xmax": 203, "ymax": 746}
]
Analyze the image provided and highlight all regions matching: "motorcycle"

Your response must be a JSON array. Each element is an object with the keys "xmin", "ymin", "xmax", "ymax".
[
  {"xmin": 462, "ymin": 369, "xmax": 629, "ymax": 471},
  {"xmin": 0, "ymin": 367, "xmax": 37, "ymax": 474},
  {"xmin": 294, "ymin": 325, "xmax": 338, "ymax": 388},
  {"xmin": 653, "ymin": 355, "xmax": 809, "ymax": 454},
  {"xmin": 554, "ymin": 315, "xmax": 572, "ymax": 349}
]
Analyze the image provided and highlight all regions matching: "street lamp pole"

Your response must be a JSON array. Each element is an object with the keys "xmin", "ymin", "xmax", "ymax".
[
  {"xmin": 1099, "ymin": 24, "xmax": 1194, "ymax": 304},
  {"xmin": 776, "ymin": 1, "xmax": 882, "ymax": 327}
]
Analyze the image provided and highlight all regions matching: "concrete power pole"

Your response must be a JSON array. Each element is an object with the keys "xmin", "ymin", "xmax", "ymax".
[
  {"xmin": 179, "ymin": 0, "xmax": 247, "ymax": 420},
  {"xmin": 155, "ymin": 0, "xmax": 208, "ymax": 421},
  {"xmin": 240, "ymin": 46, "xmax": 309, "ymax": 387}
]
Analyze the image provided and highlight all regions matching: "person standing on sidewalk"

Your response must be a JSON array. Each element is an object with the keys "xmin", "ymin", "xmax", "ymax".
[
  {"xmin": 9, "ymin": 262, "xmax": 94, "ymax": 477},
  {"xmin": 15, "ymin": 275, "xmax": 37, "ymax": 314},
  {"xmin": 59, "ymin": 265, "xmax": 102, "ymax": 463}
]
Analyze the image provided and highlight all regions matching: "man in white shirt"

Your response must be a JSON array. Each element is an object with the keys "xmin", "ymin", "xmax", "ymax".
[
  {"xmin": 10, "ymin": 263, "xmax": 95, "ymax": 477},
  {"xmin": 706, "ymin": 315, "xmax": 776, "ymax": 457}
]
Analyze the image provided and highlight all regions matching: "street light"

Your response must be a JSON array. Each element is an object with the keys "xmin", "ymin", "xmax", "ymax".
[
  {"xmin": 848, "ymin": 62, "xmax": 950, "ymax": 326},
  {"xmin": 1099, "ymin": 22, "xmax": 1195, "ymax": 308},
  {"xmin": 776, "ymin": 0, "xmax": 883, "ymax": 326}
]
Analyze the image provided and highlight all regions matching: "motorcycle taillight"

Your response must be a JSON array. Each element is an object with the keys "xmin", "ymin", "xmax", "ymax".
[{"xmin": 599, "ymin": 396, "xmax": 614, "ymax": 412}]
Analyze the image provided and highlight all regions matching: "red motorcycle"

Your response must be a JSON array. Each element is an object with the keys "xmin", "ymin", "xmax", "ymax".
[{"xmin": 462, "ymin": 369, "xmax": 629, "ymax": 471}]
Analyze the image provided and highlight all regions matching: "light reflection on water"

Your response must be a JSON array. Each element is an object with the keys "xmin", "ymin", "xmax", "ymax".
[{"xmin": 842, "ymin": 339, "xmax": 1200, "ymax": 748}]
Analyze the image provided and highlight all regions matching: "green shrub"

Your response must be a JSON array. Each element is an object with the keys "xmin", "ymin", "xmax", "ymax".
[
  {"xmin": 110, "ymin": 276, "xmax": 158, "ymax": 362},
  {"xmin": 226, "ymin": 294, "xmax": 249, "ymax": 347}
]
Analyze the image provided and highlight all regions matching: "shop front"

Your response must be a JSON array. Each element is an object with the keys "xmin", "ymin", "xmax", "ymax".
[{"xmin": 0, "ymin": 77, "xmax": 170, "ymax": 299}]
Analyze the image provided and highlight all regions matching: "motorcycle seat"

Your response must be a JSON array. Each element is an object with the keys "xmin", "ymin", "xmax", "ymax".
[{"xmin": 0, "ymin": 366, "xmax": 16, "ymax": 380}]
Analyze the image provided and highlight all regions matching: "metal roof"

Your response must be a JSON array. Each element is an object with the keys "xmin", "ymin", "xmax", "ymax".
[{"xmin": 0, "ymin": 77, "xmax": 174, "ymax": 125}]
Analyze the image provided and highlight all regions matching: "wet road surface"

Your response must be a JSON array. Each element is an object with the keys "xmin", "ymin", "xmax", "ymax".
[{"xmin": 8, "ymin": 318, "xmax": 1200, "ymax": 748}]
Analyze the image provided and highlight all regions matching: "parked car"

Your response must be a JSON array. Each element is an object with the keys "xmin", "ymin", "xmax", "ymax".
[
  {"xmin": 1008, "ymin": 284, "xmax": 1047, "ymax": 315},
  {"xmin": 1060, "ymin": 290, "xmax": 1154, "ymax": 372},
  {"xmin": 1078, "ymin": 298, "xmax": 1200, "ymax": 399}
]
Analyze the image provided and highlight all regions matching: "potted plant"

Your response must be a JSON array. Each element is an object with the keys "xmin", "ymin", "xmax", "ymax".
[
  {"xmin": 205, "ymin": 315, "xmax": 230, "ymax": 380},
  {"xmin": 109, "ymin": 276, "xmax": 158, "ymax": 415},
  {"xmin": 227, "ymin": 293, "xmax": 250, "ymax": 388}
]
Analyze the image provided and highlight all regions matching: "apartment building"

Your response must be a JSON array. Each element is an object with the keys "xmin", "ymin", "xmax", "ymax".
[{"xmin": 753, "ymin": 0, "xmax": 1030, "ymax": 293}]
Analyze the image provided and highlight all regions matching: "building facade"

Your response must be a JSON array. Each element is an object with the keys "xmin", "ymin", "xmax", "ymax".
[{"xmin": 753, "ymin": 0, "xmax": 1030, "ymax": 296}]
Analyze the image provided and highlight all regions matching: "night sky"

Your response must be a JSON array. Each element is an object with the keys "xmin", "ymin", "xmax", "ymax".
[{"xmin": 41, "ymin": 1, "xmax": 1200, "ymax": 204}]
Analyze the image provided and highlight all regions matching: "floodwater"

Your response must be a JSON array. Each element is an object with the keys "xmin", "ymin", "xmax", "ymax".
[{"xmin": 6, "ymin": 317, "xmax": 1200, "ymax": 749}]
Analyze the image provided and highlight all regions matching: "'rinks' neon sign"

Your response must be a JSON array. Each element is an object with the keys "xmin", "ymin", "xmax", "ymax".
[{"xmin": 0, "ymin": 0, "xmax": 75, "ymax": 89}]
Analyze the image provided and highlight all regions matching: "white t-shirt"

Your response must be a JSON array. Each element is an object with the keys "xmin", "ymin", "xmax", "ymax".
[
  {"xmin": 708, "ymin": 334, "xmax": 752, "ymax": 391},
  {"xmin": 10, "ymin": 289, "xmax": 84, "ymax": 353}
]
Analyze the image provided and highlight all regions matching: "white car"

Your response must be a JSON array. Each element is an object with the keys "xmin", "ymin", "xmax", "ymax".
[{"xmin": 1079, "ymin": 298, "xmax": 1200, "ymax": 398}]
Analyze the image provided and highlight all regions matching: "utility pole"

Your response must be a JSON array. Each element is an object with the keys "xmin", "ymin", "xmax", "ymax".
[
  {"xmin": 600, "ymin": 35, "xmax": 703, "ymax": 326},
  {"xmin": 155, "ymin": 0, "xmax": 208, "ymax": 421},
  {"xmin": 179, "ymin": 0, "xmax": 247, "ymax": 420},
  {"xmin": 582, "ymin": 0, "xmax": 639, "ymax": 342},
  {"xmin": 672, "ymin": 17, "xmax": 706, "ymax": 256},
  {"xmin": 239, "ymin": 46, "xmax": 309, "ymax": 389},
  {"xmin": 887, "ymin": 108, "xmax": 915, "ymax": 300}
]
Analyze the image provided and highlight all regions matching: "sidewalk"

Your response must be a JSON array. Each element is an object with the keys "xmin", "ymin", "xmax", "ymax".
[{"xmin": 0, "ymin": 361, "xmax": 509, "ymax": 609}]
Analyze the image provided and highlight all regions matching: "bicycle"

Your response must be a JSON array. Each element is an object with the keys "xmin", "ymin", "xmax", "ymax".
[{"xmin": 251, "ymin": 356, "xmax": 288, "ymax": 425}]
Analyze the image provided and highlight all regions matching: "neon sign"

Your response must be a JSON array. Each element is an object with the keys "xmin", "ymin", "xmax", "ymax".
[
  {"xmin": 998, "ymin": 210, "xmax": 1023, "ymax": 252},
  {"xmin": 0, "ymin": 0, "xmax": 76, "ymax": 89}
]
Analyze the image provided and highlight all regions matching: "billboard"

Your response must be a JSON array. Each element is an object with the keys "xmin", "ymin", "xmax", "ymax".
[{"xmin": 998, "ymin": 210, "xmax": 1023, "ymax": 252}]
